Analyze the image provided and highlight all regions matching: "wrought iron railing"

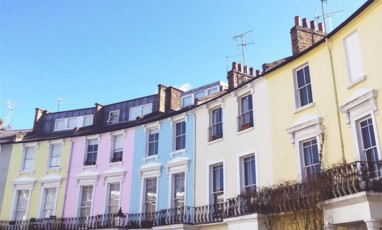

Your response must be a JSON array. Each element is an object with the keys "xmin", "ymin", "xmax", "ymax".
[{"xmin": 1, "ymin": 161, "xmax": 382, "ymax": 229}]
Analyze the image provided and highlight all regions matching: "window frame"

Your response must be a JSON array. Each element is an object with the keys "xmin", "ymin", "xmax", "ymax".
[
  {"xmin": 105, "ymin": 182, "xmax": 121, "ymax": 214},
  {"xmin": 77, "ymin": 185, "xmax": 94, "ymax": 217},
  {"xmin": 84, "ymin": 138, "xmax": 98, "ymax": 166},
  {"xmin": 21, "ymin": 145, "xmax": 37, "ymax": 172},
  {"xmin": 174, "ymin": 121, "xmax": 186, "ymax": 151},
  {"xmin": 129, "ymin": 103, "xmax": 153, "ymax": 121},
  {"xmin": 40, "ymin": 187, "xmax": 58, "ymax": 218},
  {"xmin": 209, "ymin": 107, "xmax": 223, "ymax": 141},
  {"xmin": 111, "ymin": 134, "xmax": 124, "ymax": 163},
  {"xmin": 142, "ymin": 177, "xmax": 158, "ymax": 213},
  {"xmin": 107, "ymin": 110, "xmax": 120, "ymax": 124},
  {"xmin": 147, "ymin": 128, "xmax": 159, "ymax": 157},
  {"xmin": 48, "ymin": 142, "xmax": 63, "ymax": 169},
  {"xmin": 238, "ymin": 94, "xmax": 254, "ymax": 131},
  {"xmin": 344, "ymin": 30, "xmax": 366, "ymax": 86},
  {"xmin": 240, "ymin": 154, "xmax": 256, "ymax": 193},
  {"xmin": 171, "ymin": 172, "xmax": 185, "ymax": 208},
  {"xmin": 12, "ymin": 189, "xmax": 31, "ymax": 220},
  {"xmin": 210, "ymin": 163, "xmax": 224, "ymax": 205},
  {"xmin": 293, "ymin": 64, "xmax": 313, "ymax": 109},
  {"xmin": 300, "ymin": 138, "xmax": 321, "ymax": 180}
]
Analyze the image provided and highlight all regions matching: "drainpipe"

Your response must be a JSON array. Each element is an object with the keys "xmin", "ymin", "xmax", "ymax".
[
  {"xmin": 61, "ymin": 138, "xmax": 75, "ymax": 217},
  {"xmin": 325, "ymin": 38, "xmax": 346, "ymax": 163}
]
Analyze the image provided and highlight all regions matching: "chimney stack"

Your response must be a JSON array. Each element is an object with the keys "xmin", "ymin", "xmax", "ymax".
[
  {"xmin": 227, "ymin": 62, "xmax": 254, "ymax": 89},
  {"xmin": 290, "ymin": 15, "xmax": 326, "ymax": 55},
  {"xmin": 32, "ymin": 108, "xmax": 49, "ymax": 133}
]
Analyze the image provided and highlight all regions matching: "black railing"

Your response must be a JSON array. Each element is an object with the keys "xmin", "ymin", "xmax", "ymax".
[
  {"xmin": 237, "ymin": 110, "xmax": 253, "ymax": 131},
  {"xmin": 1, "ymin": 160, "xmax": 382, "ymax": 229},
  {"xmin": 208, "ymin": 123, "xmax": 223, "ymax": 141}
]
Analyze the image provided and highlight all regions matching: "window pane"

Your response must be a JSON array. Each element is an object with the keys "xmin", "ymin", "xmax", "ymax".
[
  {"xmin": 50, "ymin": 144, "xmax": 62, "ymax": 168},
  {"xmin": 208, "ymin": 88, "xmax": 218, "ymax": 95},
  {"xmin": 195, "ymin": 91, "xmax": 205, "ymax": 99},
  {"xmin": 211, "ymin": 164, "xmax": 224, "ymax": 204},
  {"xmin": 85, "ymin": 140, "xmax": 98, "ymax": 165},
  {"xmin": 23, "ymin": 147, "xmax": 36, "ymax": 170},
  {"xmin": 173, "ymin": 173, "xmax": 185, "ymax": 208},
  {"xmin": 80, "ymin": 186, "xmax": 93, "ymax": 217},
  {"xmin": 142, "ymin": 104, "xmax": 152, "ymax": 116},
  {"xmin": 175, "ymin": 121, "xmax": 186, "ymax": 150},
  {"xmin": 67, "ymin": 118, "xmax": 77, "ymax": 129},
  {"xmin": 302, "ymin": 139, "xmax": 320, "ymax": 179},
  {"xmin": 182, "ymin": 96, "xmax": 192, "ymax": 107},
  {"xmin": 42, "ymin": 188, "xmax": 57, "ymax": 218},
  {"xmin": 144, "ymin": 178, "xmax": 157, "ymax": 213},
  {"xmin": 107, "ymin": 183, "xmax": 120, "ymax": 214},
  {"xmin": 83, "ymin": 116, "xmax": 93, "ymax": 126},
  {"xmin": 243, "ymin": 155, "xmax": 256, "ymax": 188},
  {"xmin": 15, "ymin": 190, "xmax": 29, "ymax": 220},
  {"xmin": 129, "ymin": 106, "xmax": 141, "ymax": 121},
  {"xmin": 55, "ymin": 119, "xmax": 65, "ymax": 131}
]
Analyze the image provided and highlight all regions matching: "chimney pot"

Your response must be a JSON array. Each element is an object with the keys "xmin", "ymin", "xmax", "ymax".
[
  {"xmin": 294, "ymin": 16, "xmax": 300, "ymax": 27},
  {"xmin": 232, "ymin": 62, "xmax": 237, "ymax": 70},
  {"xmin": 243, "ymin": 65, "xmax": 248, "ymax": 74},
  {"xmin": 238, "ymin": 64, "xmax": 242, "ymax": 72},
  {"xmin": 302, "ymin": 18, "xmax": 308, "ymax": 27},
  {"xmin": 249, "ymin": 67, "xmax": 254, "ymax": 76},
  {"xmin": 318, "ymin": 22, "xmax": 324, "ymax": 32},
  {"xmin": 310, "ymin": 20, "xmax": 316, "ymax": 30},
  {"xmin": 256, "ymin": 70, "xmax": 260, "ymax": 76}
]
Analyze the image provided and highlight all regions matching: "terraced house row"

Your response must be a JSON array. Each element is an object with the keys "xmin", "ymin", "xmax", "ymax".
[{"xmin": 1, "ymin": 0, "xmax": 382, "ymax": 229}]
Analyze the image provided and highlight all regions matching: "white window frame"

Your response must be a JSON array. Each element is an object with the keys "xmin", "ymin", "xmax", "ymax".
[
  {"xmin": 300, "ymin": 137, "xmax": 321, "ymax": 180},
  {"xmin": 129, "ymin": 103, "xmax": 152, "ymax": 121},
  {"xmin": 10, "ymin": 178, "xmax": 35, "ymax": 220},
  {"xmin": 138, "ymin": 162, "xmax": 161, "ymax": 212},
  {"xmin": 84, "ymin": 137, "xmax": 99, "ymax": 166},
  {"xmin": 293, "ymin": 64, "xmax": 314, "ymax": 109},
  {"xmin": 171, "ymin": 172, "xmax": 185, "ymax": 208},
  {"xmin": 340, "ymin": 89, "xmax": 380, "ymax": 161},
  {"xmin": 142, "ymin": 177, "xmax": 158, "ymax": 213},
  {"xmin": 209, "ymin": 107, "xmax": 223, "ymax": 141},
  {"xmin": 238, "ymin": 93, "xmax": 254, "ymax": 131},
  {"xmin": 12, "ymin": 189, "xmax": 31, "ymax": 220},
  {"xmin": 181, "ymin": 95, "xmax": 193, "ymax": 108},
  {"xmin": 147, "ymin": 128, "xmax": 159, "ymax": 157},
  {"xmin": 174, "ymin": 120, "xmax": 186, "ymax": 152},
  {"xmin": 77, "ymin": 185, "xmax": 95, "ymax": 217},
  {"xmin": 105, "ymin": 182, "xmax": 121, "ymax": 214},
  {"xmin": 54, "ymin": 115, "xmax": 94, "ymax": 131},
  {"xmin": 21, "ymin": 143, "xmax": 38, "ymax": 173},
  {"xmin": 110, "ymin": 134, "xmax": 124, "ymax": 163},
  {"xmin": 344, "ymin": 30, "xmax": 366, "ymax": 87},
  {"xmin": 165, "ymin": 157, "xmax": 189, "ymax": 208},
  {"xmin": 240, "ymin": 154, "xmax": 256, "ymax": 192},
  {"xmin": 107, "ymin": 110, "xmax": 120, "ymax": 124},
  {"xmin": 47, "ymin": 140, "xmax": 64, "ymax": 170},
  {"xmin": 287, "ymin": 115, "xmax": 322, "ymax": 181},
  {"xmin": 39, "ymin": 187, "xmax": 58, "ymax": 218},
  {"xmin": 206, "ymin": 158, "xmax": 225, "ymax": 205}
]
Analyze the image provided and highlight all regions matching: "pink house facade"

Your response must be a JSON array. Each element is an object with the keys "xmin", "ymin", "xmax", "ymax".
[{"xmin": 63, "ymin": 129, "xmax": 134, "ymax": 217}]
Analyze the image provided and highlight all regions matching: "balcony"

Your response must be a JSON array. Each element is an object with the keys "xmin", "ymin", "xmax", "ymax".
[{"xmin": 1, "ymin": 161, "xmax": 382, "ymax": 229}]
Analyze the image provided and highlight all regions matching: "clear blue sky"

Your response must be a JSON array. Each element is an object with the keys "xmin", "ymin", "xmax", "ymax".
[{"xmin": 0, "ymin": 0, "xmax": 366, "ymax": 129}]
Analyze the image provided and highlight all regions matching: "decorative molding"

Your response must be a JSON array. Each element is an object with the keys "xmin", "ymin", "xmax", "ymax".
[
  {"xmin": 138, "ymin": 162, "xmax": 161, "ymax": 179},
  {"xmin": 339, "ymin": 88, "xmax": 377, "ymax": 124},
  {"xmin": 165, "ymin": 157, "xmax": 189, "ymax": 175},
  {"xmin": 287, "ymin": 115, "xmax": 322, "ymax": 144}
]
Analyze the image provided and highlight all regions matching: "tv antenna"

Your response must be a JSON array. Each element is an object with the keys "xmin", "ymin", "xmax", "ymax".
[
  {"xmin": 5, "ymin": 100, "xmax": 15, "ymax": 129},
  {"xmin": 316, "ymin": 0, "xmax": 344, "ymax": 32},
  {"xmin": 233, "ymin": 30, "xmax": 254, "ymax": 66},
  {"xmin": 57, "ymin": 98, "xmax": 64, "ymax": 112}
]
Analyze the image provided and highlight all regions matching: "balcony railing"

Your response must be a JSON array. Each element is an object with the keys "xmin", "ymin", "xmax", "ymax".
[
  {"xmin": 1, "ymin": 161, "xmax": 382, "ymax": 229},
  {"xmin": 237, "ymin": 110, "xmax": 253, "ymax": 131},
  {"xmin": 208, "ymin": 123, "xmax": 223, "ymax": 141}
]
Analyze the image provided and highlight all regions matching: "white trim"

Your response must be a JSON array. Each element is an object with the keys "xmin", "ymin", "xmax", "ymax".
[
  {"xmin": 339, "ymin": 88, "xmax": 377, "ymax": 124},
  {"xmin": 287, "ymin": 115, "xmax": 322, "ymax": 144},
  {"xmin": 107, "ymin": 110, "xmax": 120, "ymax": 124},
  {"xmin": 206, "ymin": 157, "xmax": 226, "ymax": 204},
  {"xmin": 235, "ymin": 148, "xmax": 258, "ymax": 195},
  {"xmin": 139, "ymin": 175, "xmax": 159, "ymax": 213},
  {"xmin": 10, "ymin": 188, "xmax": 32, "ymax": 220},
  {"xmin": 293, "ymin": 63, "xmax": 313, "ymax": 109},
  {"xmin": 38, "ymin": 186, "xmax": 59, "ymax": 218},
  {"xmin": 76, "ymin": 184, "xmax": 95, "ymax": 217},
  {"xmin": 103, "ymin": 181, "xmax": 122, "ymax": 214},
  {"xmin": 138, "ymin": 162, "xmax": 161, "ymax": 179},
  {"xmin": 167, "ymin": 171, "xmax": 187, "ymax": 208}
]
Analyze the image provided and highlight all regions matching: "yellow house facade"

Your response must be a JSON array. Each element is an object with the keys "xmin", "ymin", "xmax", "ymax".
[{"xmin": 0, "ymin": 138, "xmax": 71, "ymax": 221}]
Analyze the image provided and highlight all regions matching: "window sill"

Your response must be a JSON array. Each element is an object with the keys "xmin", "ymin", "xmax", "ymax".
[
  {"xmin": 46, "ymin": 167, "xmax": 60, "ymax": 173},
  {"xmin": 170, "ymin": 149, "xmax": 186, "ymax": 158},
  {"xmin": 237, "ymin": 126, "xmax": 254, "ymax": 135},
  {"xmin": 347, "ymin": 74, "xmax": 367, "ymax": 89},
  {"xmin": 208, "ymin": 137, "xmax": 224, "ymax": 144},
  {"xmin": 82, "ymin": 165, "xmax": 97, "ymax": 170},
  {"xmin": 19, "ymin": 170, "xmax": 34, "ymax": 176},
  {"xmin": 109, "ymin": 161, "xmax": 123, "ymax": 167},
  {"xmin": 143, "ymin": 155, "xmax": 159, "ymax": 163},
  {"xmin": 295, "ymin": 103, "xmax": 315, "ymax": 113}
]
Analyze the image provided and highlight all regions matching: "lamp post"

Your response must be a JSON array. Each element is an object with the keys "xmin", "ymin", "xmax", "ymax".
[{"xmin": 114, "ymin": 207, "xmax": 126, "ymax": 228}]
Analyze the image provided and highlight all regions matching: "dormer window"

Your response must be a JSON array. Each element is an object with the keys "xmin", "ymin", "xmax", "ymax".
[
  {"xmin": 182, "ymin": 96, "xmax": 192, "ymax": 107},
  {"xmin": 129, "ymin": 104, "xmax": 152, "ymax": 121},
  {"xmin": 107, "ymin": 110, "xmax": 120, "ymax": 124}
]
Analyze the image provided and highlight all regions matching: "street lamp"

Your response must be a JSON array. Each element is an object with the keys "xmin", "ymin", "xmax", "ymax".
[{"xmin": 114, "ymin": 207, "xmax": 126, "ymax": 228}]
